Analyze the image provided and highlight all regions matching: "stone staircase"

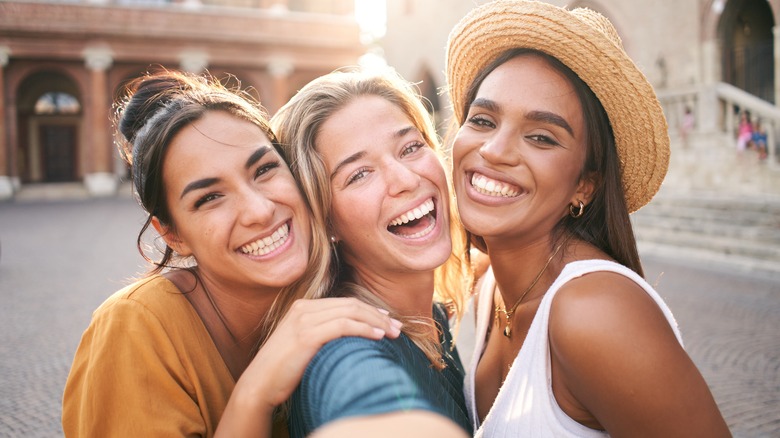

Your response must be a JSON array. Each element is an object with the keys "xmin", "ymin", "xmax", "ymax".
[
  {"xmin": 631, "ymin": 128, "xmax": 780, "ymax": 280},
  {"xmin": 632, "ymin": 192, "xmax": 780, "ymax": 280}
]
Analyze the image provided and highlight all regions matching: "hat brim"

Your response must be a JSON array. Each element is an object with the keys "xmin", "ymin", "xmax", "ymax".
[{"xmin": 446, "ymin": 0, "xmax": 669, "ymax": 213}]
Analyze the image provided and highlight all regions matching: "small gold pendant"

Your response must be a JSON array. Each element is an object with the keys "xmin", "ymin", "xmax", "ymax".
[{"xmin": 503, "ymin": 326, "xmax": 511, "ymax": 338}]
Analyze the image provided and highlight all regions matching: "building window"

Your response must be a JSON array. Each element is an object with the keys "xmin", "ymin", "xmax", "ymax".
[{"xmin": 34, "ymin": 92, "xmax": 81, "ymax": 115}]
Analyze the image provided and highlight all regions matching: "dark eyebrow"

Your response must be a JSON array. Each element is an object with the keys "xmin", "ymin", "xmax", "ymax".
[
  {"xmin": 180, "ymin": 146, "xmax": 272, "ymax": 199},
  {"xmin": 180, "ymin": 177, "xmax": 219, "ymax": 199},
  {"xmin": 526, "ymin": 110, "xmax": 574, "ymax": 137},
  {"xmin": 471, "ymin": 98, "xmax": 574, "ymax": 137},
  {"xmin": 245, "ymin": 145, "xmax": 272, "ymax": 170},
  {"xmin": 470, "ymin": 97, "xmax": 500, "ymax": 113}
]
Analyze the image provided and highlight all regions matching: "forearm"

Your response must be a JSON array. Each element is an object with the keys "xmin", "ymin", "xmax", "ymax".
[{"xmin": 214, "ymin": 379, "xmax": 275, "ymax": 438}]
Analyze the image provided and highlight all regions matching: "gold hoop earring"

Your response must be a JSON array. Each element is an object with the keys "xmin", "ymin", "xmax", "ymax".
[{"xmin": 569, "ymin": 201, "xmax": 585, "ymax": 218}]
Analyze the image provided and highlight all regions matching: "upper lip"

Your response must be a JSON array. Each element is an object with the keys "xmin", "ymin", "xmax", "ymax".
[
  {"xmin": 237, "ymin": 220, "xmax": 290, "ymax": 252},
  {"xmin": 467, "ymin": 166, "xmax": 522, "ymax": 188},
  {"xmin": 387, "ymin": 196, "xmax": 437, "ymax": 227}
]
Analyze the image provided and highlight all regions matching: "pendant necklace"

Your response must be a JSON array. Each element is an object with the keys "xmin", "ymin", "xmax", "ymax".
[{"xmin": 494, "ymin": 239, "xmax": 566, "ymax": 338}]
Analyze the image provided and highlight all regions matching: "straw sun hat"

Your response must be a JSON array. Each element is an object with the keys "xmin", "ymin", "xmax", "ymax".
[{"xmin": 446, "ymin": 0, "xmax": 670, "ymax": 213}]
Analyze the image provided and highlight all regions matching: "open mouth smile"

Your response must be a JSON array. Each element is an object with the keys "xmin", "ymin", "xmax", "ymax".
[{"xmin": 387, "ymin": 198, "xmax": 437, "ymax": 239}]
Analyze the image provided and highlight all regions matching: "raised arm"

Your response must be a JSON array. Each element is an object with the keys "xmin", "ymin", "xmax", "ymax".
[{"xmin": 215, "ymin": 297, "xmax": 402, "ymax": 437}]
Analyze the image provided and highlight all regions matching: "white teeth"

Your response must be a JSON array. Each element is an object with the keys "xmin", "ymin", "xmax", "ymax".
[
  {"xmin": 471, "ymin": 173, "xmax": 520, "ymax": 197},
  {"xmin": 389, "ymin": 199, "xmax": 435, "ymax": 227},
  {"xmin": 240, "ymin": 223, "xmax": 289, "ymax": 256}
]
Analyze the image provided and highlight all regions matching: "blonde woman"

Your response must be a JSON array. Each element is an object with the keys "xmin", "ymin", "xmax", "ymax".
[{"xmin": 271, "ymin": 68, "xmax": 471, "ymax": 437}]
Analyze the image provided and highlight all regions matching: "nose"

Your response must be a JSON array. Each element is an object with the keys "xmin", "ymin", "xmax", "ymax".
[
  {"xmin": 385, "ymin": 158, "xmax": 421, "ymax": 197},
  {"xmin": 238, "ymin": 188, "xmax": 276, "ymax": 227},
  {"xmin": 478, "ymin": 130, "xmax": 522, "ymax": 166}
]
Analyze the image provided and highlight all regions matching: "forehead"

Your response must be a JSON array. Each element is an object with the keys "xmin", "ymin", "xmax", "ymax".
[
  {"xmin": 317, "ymin": 95, "xmax": 412, "ymax": 161},
  {"xmin": 169, "ymin": 111, "xmax": 270, "ymax": 153},
  {"xmin": 478, "ymin": 54, "xmax": 579, "ymax": 107}
]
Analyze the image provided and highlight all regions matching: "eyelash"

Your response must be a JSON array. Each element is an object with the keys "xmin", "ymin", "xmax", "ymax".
[
  {"xmin": 467, "ymin": 115, "xmax": 495, "ymax": 128},
  {"xmin": 527, "ymin": 134, "xmax": 559, "ymax": 146},
  {"xmin": 345, "ymin": 141, "xmax": 426, "ymax": 186},
  {"xmin": 255, "ymin": 161, "xmax": 280, "ymax": 178},
  {"xmin": 193, "ymin": 161, "xmax": 281, "ymax": 209},
  {"xmin": 467, "ymin": 115, "xmax": 560, "ymax": 146},
  {"xmin": 194, "ymin": 193, "xmax": 220, "ymax": 209},
  {"xmin": 401, "ymin": 141, "xmax": 425, "ymax": 157}
]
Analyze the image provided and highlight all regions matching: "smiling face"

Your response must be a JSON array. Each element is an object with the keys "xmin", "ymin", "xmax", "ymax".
[
  {"xmin": 318, "ymin": 95, "xmax": 451, "ymax": 281},
  {"xmin": 452, "ymin": 54, "xmax": 594, "ymax": 248},
  {"xmin": 157, "ymin": 110, "xmax": 311, "ymax": 294}
]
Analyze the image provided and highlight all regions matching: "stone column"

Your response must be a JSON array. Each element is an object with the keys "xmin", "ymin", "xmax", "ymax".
[
  {"xmin": 698, "ymin": 39, "xmax": 719, "ymax": 133},
  {"xmin": 179, "ymin": 50, "xmax": 209, "ymax": 74},
  {"xmin": 0, "ymin": 46, "xmax": 12, "ymax": 200},
  {"xmin": 267, "ymin": 58, "xmax": 293, "ymax": 113},
  {"xmin": 83, "ymin": 46, "xmax": 118, "ymax": 196},
  {"xmin": 774, "ymin": 27, "xmax": 780, "ymax": 106}
]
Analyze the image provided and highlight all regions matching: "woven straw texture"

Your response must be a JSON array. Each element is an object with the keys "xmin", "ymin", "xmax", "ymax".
[{"xmin": 446, "ymin": 0, "xmax": 669, "ymax": 213}]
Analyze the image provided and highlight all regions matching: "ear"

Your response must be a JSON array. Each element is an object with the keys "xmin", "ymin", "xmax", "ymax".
[
  {"xmin": 151, "ymin": 216, "xmax": 193, "ymax": 257},
  {"xmin": 571, "ymin": 171, "xmax": 599, "ymax": 207}
]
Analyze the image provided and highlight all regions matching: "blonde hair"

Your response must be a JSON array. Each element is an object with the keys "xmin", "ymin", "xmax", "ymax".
[{"xmin": 271, "ymin": 67, "xmax": 470, "ymax": 368}]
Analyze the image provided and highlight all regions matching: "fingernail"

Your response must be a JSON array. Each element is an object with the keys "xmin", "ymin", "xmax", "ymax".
[
  {"xmin": 376, "ymin": 308, "xmax": 390, "ymax": 315},
  {"xmin": 372, "ymin": 327, "xmax": 385, "ymax": 338},
  {"xmin": 391, "ymin": 318, "xmax": 403, "ymax": 329}
]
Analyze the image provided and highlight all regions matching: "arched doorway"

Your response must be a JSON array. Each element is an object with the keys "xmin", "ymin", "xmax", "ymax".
[
  {"xmin": 719, "ymin": 0, "xmax": 775, "ymax": 103},
  {"xmin": 16, "ymin": 71, "xmax": 82, "ymax": 183}
]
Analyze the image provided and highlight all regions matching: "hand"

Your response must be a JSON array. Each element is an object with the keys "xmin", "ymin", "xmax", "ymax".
[{"xmin": 216, "ymin": 297, "xmax": 402, "ymax": 437}]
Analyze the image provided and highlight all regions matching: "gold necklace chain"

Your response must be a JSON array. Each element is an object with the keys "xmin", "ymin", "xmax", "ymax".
[{"xmin": 494, "ymin": 239, "xmax": 566, "ymax": 338}]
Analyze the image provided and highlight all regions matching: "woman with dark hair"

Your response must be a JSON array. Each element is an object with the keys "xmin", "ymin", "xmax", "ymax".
[
  {"xmin": 446, "ymin": 1, "xmax": 730, "ymax": 436},
  {"xmin": 62, "ymin": 70, "xmax": 400, "ymax": 437}
]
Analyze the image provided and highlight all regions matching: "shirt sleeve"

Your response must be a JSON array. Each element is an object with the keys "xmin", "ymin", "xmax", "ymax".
[
  {"xmin": 62, "ymin": 297, "xmax": 205, "ymax": 437},
  {"xmin": 290, "ymin": 336, "xmax": 435, "ymax": 435}
]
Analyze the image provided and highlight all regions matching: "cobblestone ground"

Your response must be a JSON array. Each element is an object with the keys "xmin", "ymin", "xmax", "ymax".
[
  {"xmin": 0, "ymin": 197, "xmax": 778, "ymax": 437},
  {"xmin": 643, "ymin": 256, "xmax": 780, "ymax": 438},
  {"xmin": 0, "ymin": 198, "xmax": 147, "ymax": 438}
]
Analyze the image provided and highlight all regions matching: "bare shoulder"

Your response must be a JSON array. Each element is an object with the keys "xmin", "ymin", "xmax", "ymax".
[
  {"xmin": 549, "ymin": 269, "xmax": 672, "ymax": 341},
  {"xmin": 547, "ymin": 266, "xmax": 684, "ymax": 378}
]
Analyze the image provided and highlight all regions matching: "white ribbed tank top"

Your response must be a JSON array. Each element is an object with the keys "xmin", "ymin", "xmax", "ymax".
[{"xmin": 464, "ymin": 259, "xmax": 683, "ymax": 437}]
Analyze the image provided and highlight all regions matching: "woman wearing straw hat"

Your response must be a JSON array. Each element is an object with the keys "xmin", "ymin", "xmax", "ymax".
[{"xmin": 446, "ymin": 1, "xmax": 730, "ymax": 436}]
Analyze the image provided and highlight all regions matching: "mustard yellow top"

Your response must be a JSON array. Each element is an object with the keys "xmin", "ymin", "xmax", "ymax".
[{"xmin": 62, "ymin": 275, "xmax": 234, "ymax": 437}]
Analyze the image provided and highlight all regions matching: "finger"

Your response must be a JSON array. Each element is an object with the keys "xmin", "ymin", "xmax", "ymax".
[{"xmin": 285, "ymin": 298, "xmax": 402, "ymax": 337}]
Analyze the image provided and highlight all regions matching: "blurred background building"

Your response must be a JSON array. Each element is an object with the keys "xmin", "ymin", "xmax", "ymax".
[
  {"xmin": 381, "ymin": 0, "xmax": 780, "ymax": 197},
  {"xmin": 0, "ymin": 0, "xmax": 779, "ymax": 199},
  {"xmin": 0, "ymin": 0, "xmax": 365, "ymax": 198}
]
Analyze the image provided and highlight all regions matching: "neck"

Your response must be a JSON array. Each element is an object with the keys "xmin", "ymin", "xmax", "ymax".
[
  {"xmin": 486, "ymin": 237, "xmax": 565, "ymax": 308},
  {"xmin": 350, "ymin": 266, "xmax": 435, "ymax": 318},
  {"xmin": 206, "ymin": 278, "xmax": 278, "ymax": 343}
]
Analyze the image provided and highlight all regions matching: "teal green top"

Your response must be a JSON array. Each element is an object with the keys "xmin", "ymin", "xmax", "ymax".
[{"xmin": 288, "ymin": 304, "xmax": 471, "ymax": 437}]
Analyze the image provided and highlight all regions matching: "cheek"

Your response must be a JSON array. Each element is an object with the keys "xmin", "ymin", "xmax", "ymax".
[{"xmin": 451, "ymin": 139, "xmax": 466, "ymax": 167}]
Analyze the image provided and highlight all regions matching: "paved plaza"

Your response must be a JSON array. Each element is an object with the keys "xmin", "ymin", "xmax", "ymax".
[{"xmin": 0, "ymin": 196, "xmax": 778, "ymax": 437}]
